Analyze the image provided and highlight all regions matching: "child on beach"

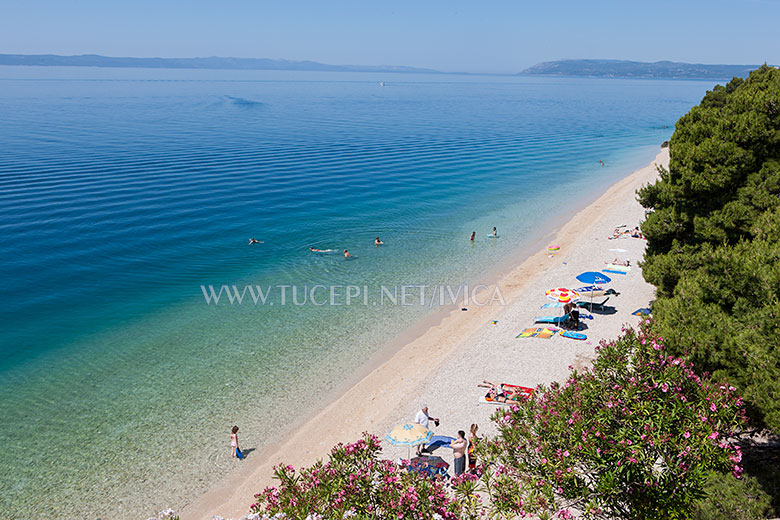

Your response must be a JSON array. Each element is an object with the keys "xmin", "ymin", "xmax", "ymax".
[{"xmin": 230, "ymin": 426, "xmax": 241, "ymax": 458}]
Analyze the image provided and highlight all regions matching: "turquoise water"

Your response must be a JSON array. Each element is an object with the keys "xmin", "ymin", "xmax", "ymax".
[{"xmin": 0, "ymin": 67, "xmax": 714, "ymax": 519}]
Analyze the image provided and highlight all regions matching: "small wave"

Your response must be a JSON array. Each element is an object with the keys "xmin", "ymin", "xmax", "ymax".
[{"xmin": 224, "ymin": 95, "xmax": 265, "ymax": 107}]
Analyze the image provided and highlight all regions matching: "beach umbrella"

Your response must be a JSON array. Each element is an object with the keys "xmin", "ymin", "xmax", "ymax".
[
  {"xmin": 386, "ymin": 423, "xmax": 433, "ymax": 459},
  {"xmin": 545, "ymin": 287, "xmax": 579, "ymax": 304},
  {"xmin": 575, "ymin": 272, "xmax": 612, "ymax": 309}
]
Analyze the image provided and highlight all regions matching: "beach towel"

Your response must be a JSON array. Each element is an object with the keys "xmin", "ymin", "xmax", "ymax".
[
  {"xmin": 427, "ymin": 435, "xmax": 455, "ymax": 449},
  {"xmin": 517, "ymin": 327, "xmax": 558, "ymax": 339},
  {"xmin": 481, "ymin": 384, "xmax": 535, "ymax": 405},
  {"xmin": 561, "ymin": 331, "xmax": 587, "ymax": 340},
  {"xmin": 540, "ymin": 302, "xmax": 563, "ymax": 309},
  {"xmin": 533, "ymin": 314, "xmax": 570, "ymax": 325},
  {"xmin": 632, "ymin": 308, "xmax": 652, "ymax": 316}
]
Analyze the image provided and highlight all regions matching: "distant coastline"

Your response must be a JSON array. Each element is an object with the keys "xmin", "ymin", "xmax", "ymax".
[
  {"xmin": 0, "ymin": 54, "xmax": 768, "ymax": 79},
  {"xmin": 0, "ymin": 53, "xmax": 441, "ymax": 74},
  {"xmin": 518, "ymin": 59, "xmax": 765, "ymax": 79}
]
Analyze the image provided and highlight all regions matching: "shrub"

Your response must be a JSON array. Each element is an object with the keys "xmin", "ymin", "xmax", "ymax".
[
  {"xmin": 250, "ymin": 433, "xmax": 460, "ymax": 519},
  {"xmin": 460, "ymin": 322, "xmax": 747, "ymax": 520}
]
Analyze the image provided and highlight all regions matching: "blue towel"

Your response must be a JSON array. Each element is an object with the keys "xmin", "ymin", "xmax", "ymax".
[
  {"xmin": 603, "ymin": 269, "xmax": 627, "ymax": 275},
  {"xmin": 540, "ymin": 302, "xmax": 563, "ymax": 309},
  {"xmin": 427, "ymin": 435, "xmax": 455, "ymax": 448}
]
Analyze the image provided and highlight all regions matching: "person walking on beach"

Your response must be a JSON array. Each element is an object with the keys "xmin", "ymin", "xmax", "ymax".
[
  {"xmin": 468, "ymin": 424, "xmax": 478, "ymax": 473},
  {"xmin": 344, "ymin": 249, "xmax": 351, "ymax": 259},
  {"xmin": 469, "ymin": 232, "xmax": 476, "ymax": 241},
  {"xmin": 451, "ymin": 430, "xmax": 467, "ymax": 475},
  {"xmin": 230, "ymin": 426, "xmax": 241, "ymax": 458},
  {"xmin": 414, "ymin": 405, "xmax": 439, "ymax": 455}
]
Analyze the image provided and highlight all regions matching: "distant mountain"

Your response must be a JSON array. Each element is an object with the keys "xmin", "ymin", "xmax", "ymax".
[
  {"xmin": 519, "ymin": 59, "xmax": 762, "ymax": 79},
  {"xmin": 0, "ymin": 53, "xmax": 441, "ymax": 74}
]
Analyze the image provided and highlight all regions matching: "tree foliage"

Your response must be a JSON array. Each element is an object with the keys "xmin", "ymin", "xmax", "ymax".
[{"xmin": 637, "ymin": 65, "xmax": 780, "ymax": 430}]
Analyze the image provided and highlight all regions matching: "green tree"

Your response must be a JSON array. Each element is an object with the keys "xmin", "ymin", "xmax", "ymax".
[{"xmin": 637, "ymin": 65, "xmax": 780, "ymax": 430}]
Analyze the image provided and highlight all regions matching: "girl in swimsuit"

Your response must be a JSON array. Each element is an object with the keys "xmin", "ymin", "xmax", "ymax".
[{"xmin": 230, "ymin": 425, "xmax": 240, "ymax": 458}]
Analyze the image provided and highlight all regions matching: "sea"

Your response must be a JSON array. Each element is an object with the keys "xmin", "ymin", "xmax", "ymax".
[{"xmin": 0, "ymin": 66, "xmax": 716, "ymax": 519}]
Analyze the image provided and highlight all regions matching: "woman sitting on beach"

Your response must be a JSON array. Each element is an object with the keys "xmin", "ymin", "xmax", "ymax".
[
  {"xmin": 609, "ymin": 228, "xmax": 624, "ymax": 240},
  {"xmin": 630, "ymin": 227, "xmax": 644, "ymax": 239},
  {"xmin": 479, "ymin": 380, "xmax": 523, "ymax": 403},
  {"xmin": 606, "ymin": 258, "xmax": 630, "ymax": 266}
]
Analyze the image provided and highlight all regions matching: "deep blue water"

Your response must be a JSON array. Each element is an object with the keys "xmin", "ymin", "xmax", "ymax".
[{"xmin": 0, "ymin": 66, "xmax": 714, "ymax": 518}]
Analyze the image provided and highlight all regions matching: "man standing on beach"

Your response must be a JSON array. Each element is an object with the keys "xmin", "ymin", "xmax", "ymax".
[
  {"xmin": 414, "ymin": 405, "xmax": 439, "ymax": 455},
  {"xmin": 450, "ymin": 430, "xmax": 467, "ymax": 475}
]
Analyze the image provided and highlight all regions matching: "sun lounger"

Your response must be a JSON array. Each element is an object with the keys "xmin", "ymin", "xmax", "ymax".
[
  {"xmin": 534, "ymin": 313, "xmax": 571, "ymax": 324},
  {"xmin": 577, "ymin": 297, "xmax": 609, "ymax": 309}
]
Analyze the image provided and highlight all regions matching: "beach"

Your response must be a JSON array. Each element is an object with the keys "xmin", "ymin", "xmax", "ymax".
[{"xmin": 184, "ymin": 148, "xmax": 668, "ymax": 520}]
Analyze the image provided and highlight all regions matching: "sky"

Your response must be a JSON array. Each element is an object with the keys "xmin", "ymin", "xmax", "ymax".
[{"xmin": 1, "ymin": 0, "xmax": 778, "ymax": 74}]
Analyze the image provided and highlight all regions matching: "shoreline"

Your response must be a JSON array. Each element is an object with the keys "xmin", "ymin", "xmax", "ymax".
[{"xmin": 183, "ymin": 148, "xmax": 668, "ymax": 520}]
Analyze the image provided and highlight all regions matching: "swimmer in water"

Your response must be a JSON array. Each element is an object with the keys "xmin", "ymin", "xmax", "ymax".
[
  {"xmin": 375, "ymin": 237, "xmax": 383, "ymax": 246},
  {"xmin": 470, "ymin": 232, "xmax": 476, "ymax": 241},
  {"xmin": 490, "ymin": 227, "xmax": 497, "ymax": 237},
  {"xmin": 344, "ymin": 249, "xmax": 351, "ymax": 259},
  {"xmin": 248, "ymin": 238, "xmax": 263, "ymax": 245}
]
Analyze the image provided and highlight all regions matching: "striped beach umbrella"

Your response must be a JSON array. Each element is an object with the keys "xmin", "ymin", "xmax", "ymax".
[{"xmin": 545, "ymin": 287, "xmax": 579, "ymax": 304}]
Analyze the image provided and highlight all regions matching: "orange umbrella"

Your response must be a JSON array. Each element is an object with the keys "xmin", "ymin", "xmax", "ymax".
[{"xmin": 545, "ymin": 287, "xmax": 579, "ymax": 304}]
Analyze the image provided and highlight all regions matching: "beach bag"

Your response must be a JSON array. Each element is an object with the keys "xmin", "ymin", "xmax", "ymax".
[{"xmin": 236, "ymin": 448, "xmax": 244, "ymax": 460}]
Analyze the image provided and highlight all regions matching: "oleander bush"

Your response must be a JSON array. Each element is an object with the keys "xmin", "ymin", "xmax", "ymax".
[
  {"xmin": 455, "ymin": 323, "xmax": 747, "ymax": 520},
  {"xmin": 249, "ymin": 433, "xmax": 460, "ymax": 520}
]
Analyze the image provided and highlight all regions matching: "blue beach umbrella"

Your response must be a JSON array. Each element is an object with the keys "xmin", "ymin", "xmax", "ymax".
[{"xmin": 575, "ymin": 271, "xmax": 612, "ymax": 309}]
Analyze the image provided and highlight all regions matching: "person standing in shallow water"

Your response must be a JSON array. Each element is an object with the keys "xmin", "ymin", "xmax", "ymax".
[
  {"xmin": 469, "ymin": 232, "xmax": 476, "ymax": 241},
  {"xmin": 230, "ymin": 426, "xmax": 240, "ymax": 458}
]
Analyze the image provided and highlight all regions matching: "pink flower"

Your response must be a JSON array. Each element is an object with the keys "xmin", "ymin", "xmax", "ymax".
[{"xmin": 683, "ymin": 431, "xmax": 691, "ymax": 439}]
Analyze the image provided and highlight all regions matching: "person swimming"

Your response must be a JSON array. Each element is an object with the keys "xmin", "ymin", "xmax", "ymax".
[
  {"xmin": 248, "ymin": 238, "xmax": 263, "ymax": 245},
  {"xmin": 375, "ymin": 237, "xmax": 383, "ymax": 245},
  {"xmin": 344, "ymin": 249, "xmax": 351, "ymax": 259}
]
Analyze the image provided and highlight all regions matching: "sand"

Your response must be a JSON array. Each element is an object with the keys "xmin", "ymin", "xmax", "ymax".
[{"xmin": 182, "ymin": 149, "xmax": 668, "ymax": 519}]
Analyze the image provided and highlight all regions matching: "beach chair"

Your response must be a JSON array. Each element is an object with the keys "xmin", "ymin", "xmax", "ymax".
[
  {"xmin": 577, "ymin": 297, "xmax": 609, "ymax": 310},
  {"xmin": 533, "ymin": 313, "xmax": 570, "ymax": 325}
]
